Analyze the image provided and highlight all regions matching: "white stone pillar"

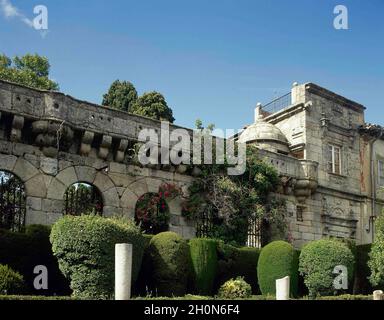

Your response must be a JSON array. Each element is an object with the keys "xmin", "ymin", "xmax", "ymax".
[
  {"xmin": 373, "ymin": 290, "xmax": 384, "ymax": 300},
  {"xmin": 115, "ymin": 243, "xmax": 133, "ymax": 300},
  {"xmin": 276, "ymin": 276, "xmax": 290, "ymax": 300}
]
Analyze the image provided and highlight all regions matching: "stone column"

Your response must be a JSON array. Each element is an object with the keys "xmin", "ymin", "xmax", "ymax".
[
  {"xmin": 276, "ymin": 276, "xmax": 290, "ymax": 300},
  {"xmin": 115, "ymin": 243, "xmax": 133, "ymax": 300},
  {"xmin": 373, "ymin": 290, "xmax": 384, "ymax": 300}
]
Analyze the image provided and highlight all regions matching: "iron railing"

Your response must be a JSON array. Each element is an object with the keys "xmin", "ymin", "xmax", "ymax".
[
  {"xmin": 246, "ymin": 214, "xmax": 262, "ymax": 248},
  {"xmin": 0, "ymin": 172, "xmax": 26, "ymax": 232},
  {"xmin": 64, "ymin": 183, "xmax": 103, "ymax": 216},
  {"xmin": 262, "ymin": 92, "xmax": 292, "ymax": 115},
  {"xmin": 195, "ymin": 206, "xmax": 214, "ymax": 238}
]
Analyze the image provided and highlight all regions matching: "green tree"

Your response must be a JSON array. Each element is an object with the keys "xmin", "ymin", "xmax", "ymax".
[
  {"xmin": 369, "ymin": 210, "xmax": 384, "ymax": 287},
  {"xmin": 195, "ymin": 119, "xmax": 215, "ymax": 132},
  {"xmin": 0, "ymin": 53, "xmax": 58, "ymax": 90},
  {"xmin": 182, "ymin": 145, "xmax": 282, "ymax": 246},
  {"xmin": 131, "ymin": 91, "xmax": 175, "ymax": 123},
  {"xmin": 102, "ymin": 80, "xmax": 138, "ymax": 112}
]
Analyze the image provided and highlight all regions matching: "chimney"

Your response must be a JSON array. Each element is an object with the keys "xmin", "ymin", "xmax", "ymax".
[{"xmin": 254, "ymin": 102, "xmax": 262, "ymax": 123}]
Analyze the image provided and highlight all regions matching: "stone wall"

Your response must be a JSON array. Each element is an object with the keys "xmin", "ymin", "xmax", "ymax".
[
  {"xmin": 0, "ymin": 80, "xmax": 196, "ymax": 239},
  {"xmin": 259, "ymin": 83, "xmax": 374, "ymax": 246}
]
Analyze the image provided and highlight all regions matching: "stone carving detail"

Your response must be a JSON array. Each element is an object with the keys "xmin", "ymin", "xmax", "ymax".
[
  {"xmin": 32, "ymin": 120, "xmax": 74, "ymax": 157},
  {"xmin": 293, "ymin": 160, "xmax": 318, "ymax": 203},
  {"xmin": 79, "ymin": 131, "xmax": 94, "ymax": 156},
  {"xmin": 10, "ymin": 115, "xmax": 24, "ymax": 142},
  {"xmin": 98, "ymin": 135, "xmax": 112, "ymax": 160},
  {"xmin": 321, "ymin": 197, "xmax": 358, "ymax": 238},
  {"xmin": 115, "ymin": 139, "xmax": 128, "ymax": 163}
]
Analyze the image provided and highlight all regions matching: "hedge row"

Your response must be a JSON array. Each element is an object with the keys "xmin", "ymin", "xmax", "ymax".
[
  {"xmin": 215, "ymin": 241, "xmax": 260, "ymax": 294},
  {"xmin": 0, "ymin": 217, "xmax": 374, "ymax": 299},
  {"xmin": 299, "ymin": 239, "xmax": 355, "ymax": 297},
  {"xmin": 189, "ymin": 238, "xmax": 218, "ymax": 295},
  {"xmin": 50, "ymin": 215, "xmax": 145, "ymax": 299},
  {"xmin": 0, "ymin": 225, "xmax": 69, "ymax": 295},
  {"xmin": 136, "ymin": 236, "xmax": 261, "ymax": 297},
  {"xmin": 257, "ymin": 241, "xmax": 298, "ymax": 297}
]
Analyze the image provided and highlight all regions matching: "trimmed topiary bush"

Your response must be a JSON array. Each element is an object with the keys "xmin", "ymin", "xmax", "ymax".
[
  {"xmin": 354, "ymin": 244, "xmax": 372, "ymax": 294},
  {"xmin": 257, "ymin": 241, "xmax": 298, "ymax": 297},
  {"xmin": 134, "ymin": 234, "xmax": 155, "ymax": 296},
  {"xmin": 0, "ymin": 264, "xmax": 25, "ymax": 295},
  {"xmin": 146, "ymin": 231, "xmax": 191, "ymax": 297},
  {"xmin": 189, "ymin": 238, "xmax": 218, "ymax": 295},
  {"xmin": 236, "ymin": 247, "xmax": 260, "ymax": 294},
  {"xmin": 369, "ymin": 212, "xmax": 384, "ymax": 288},
  {"xmin": 50, "ymin": 215, "xmax": 145, "ymax": 299},
  {"xmin": 214, "ymin": 241, "xmax": 240, "ymax": 291},
  {"xmin": 0, "ymin": 225, "xmax": 70, "ymax": 295},
  {"xmin": 214, "ymin": 242, "xmax": 260, "ymax": 294},
  {"xmin": 218, "ymin": 277, "xmax": 252, "ymax": 299},
  {"xmin": 299, "ymin": 239, "xmax": 355, "ymax": 297}
]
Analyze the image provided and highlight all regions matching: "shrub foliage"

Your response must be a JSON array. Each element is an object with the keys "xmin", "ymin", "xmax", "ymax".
[
  {"xmin": 0, "ymin": 225, "xmax": 69, "ymax": 295},
  {"xmin": 0, "ymin": 264, "xmax": 25, "ymax": 295},
  {"xmin": 218, "ymin": 277, "xmax": 252, "ymax": 299},
  {"xmin": 369, "ymin": 212, "xmax": 384, "ymax": 287},
  {"xmin": 189, "ymin": 238, "xmax": 218, "ymax": 295},
  {"xmin": 214, "ymin": 242, "xmax": 260, "ymax": 294},
  {"xmin": 257, "ymin": 241, "xmax": 298, "ymax": 296},
  {"xmin": 50, "ymin": 215, "xmax": 145, "ymax": 299},
  {"xmin": 299, "ymin": 239, "xmax": 355, "ymax": 297},
  {"xmin": 146, "ymin": 232, "xmax": 191, "ymax": 296}
]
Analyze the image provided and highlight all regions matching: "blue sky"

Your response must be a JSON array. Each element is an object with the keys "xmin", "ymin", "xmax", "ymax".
[{"xmin": 0, "ymin": 0, "xmax": 383, "ymax": 129}]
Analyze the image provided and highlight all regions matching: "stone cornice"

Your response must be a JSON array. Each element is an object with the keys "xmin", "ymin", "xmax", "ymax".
[
  {"xmin": 304, "ymin": 82, "xmax": 365, "ymax": 113},
  {"xmin": 0, "ymin": 79, "xmax": 195, "ymax": 141}
]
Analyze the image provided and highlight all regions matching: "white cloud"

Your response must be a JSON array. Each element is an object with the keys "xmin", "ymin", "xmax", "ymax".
[{"xmin": 0, "ymin": 0, "xmax": 33, "ymax": 27}]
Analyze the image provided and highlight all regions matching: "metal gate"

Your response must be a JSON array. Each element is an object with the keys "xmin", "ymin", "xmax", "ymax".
[
  {"xmin": 64, "ymin": 183, "xmax": 103, "ymax": 216},
  {"xmin": 246, "ymin": 214, "xmax": 263, "ymax": 248},
  {"xmin": 0, "ymin": 171, "xmax": 26, "ymax": 232},
  {"xmin": 195, "ymin": 206, "xmax": 213, "ymax": 238}
]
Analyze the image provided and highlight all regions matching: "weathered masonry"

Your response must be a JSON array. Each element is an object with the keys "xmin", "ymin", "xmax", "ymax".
[
  {"xmin": 237, "ymin": 82, "xmax": 384, "ymax": 247},
  {"xmin": 0, "ymin": 79, "xmax": 196, "ymax": 238},
  {"xmin": 0, "ymin": 79, "xmax": 383, "ymax": 248}
]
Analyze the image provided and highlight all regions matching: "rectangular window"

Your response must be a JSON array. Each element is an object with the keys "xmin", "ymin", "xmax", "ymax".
[
  {"xmin": 379, "ymin": 160, "xmax": 384, "ymax": 187},
  {"xmin": 327, "ymin": 144, "xmax": 341, "ymax": 175},
  {"xmin": 292, "ymin": 149, "xmax": 304, "ymax": 160}
]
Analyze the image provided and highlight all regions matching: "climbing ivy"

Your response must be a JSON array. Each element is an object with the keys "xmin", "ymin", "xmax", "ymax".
[{"xmin": 182, "ymin": 145, "xmax": 285, "ymax": 246}]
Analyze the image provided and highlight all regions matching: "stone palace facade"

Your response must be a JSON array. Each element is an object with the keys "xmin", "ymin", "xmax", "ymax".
[
  {"xmin": 236, "ymin": 82, "xmax": 384, "ymax": 247},
  {"xmin": 0, "ymin": 79, "xmax": 382, "ymax": 248}
]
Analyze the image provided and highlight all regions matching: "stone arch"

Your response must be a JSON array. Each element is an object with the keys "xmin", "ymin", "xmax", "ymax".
[
  {"xmin": 48, "ymin": 165, "xmax": 120, "ymax": 217},
  {"xmin": 0, "ymin": 168, "xmax": 26, "ymax": 231},
  {"xmin": 12, "ymin": 157, "xmax": 39, "ymax": 183},
  {"xmin": 120, "ymin": 188, "xmax": 138, "ymax": 219},
  {"xmin": 63, "ymin": 181, "xmax": 103, "ymax": 216},
  {"xmin": 120, "ymin": 177, "xmax": 167, "ymax": 219},
  {"xmin": 134, "ymin": 191, "xmax": 170, "ymax": 234}
]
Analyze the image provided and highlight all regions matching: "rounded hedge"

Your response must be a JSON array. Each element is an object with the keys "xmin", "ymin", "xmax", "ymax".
[
  {"xmin": 257, "ymin": 241, "xmax": 298, "ymax": 296},
  {"xmin": 236, "ymin": 247, "xmax": 260, "ymax": 294},
  {"xmin": 0, "ymin": 225, "xmax": 70, "ymax": 295},
  {"xmin": 369, "ymin": 213, "xmax": 384, "ymax": 287},
  {"xmin": 50, "ymin": 215, "xmax": 145, "ymax": 299},
  {"xmin": 147, "ymin": 231, "xmax": 191, "ymax": 297},
  {"xmin": 189, "ymin": 238, "xmax": 218, "ymax": 295},
  {"xmin": 299, "ymin": 239, "xmax": 355, "ymax": 297},
  {"xmin": 214, "ymin": 242, "xmax": 260, "ymax": 294},
  {"xmin": 0, "ymin": 264, "xmax": 25, "ymax": 295},
  {"xmin": 218, "ymin": 277, "xmax": 252, "ymax": 299}
]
